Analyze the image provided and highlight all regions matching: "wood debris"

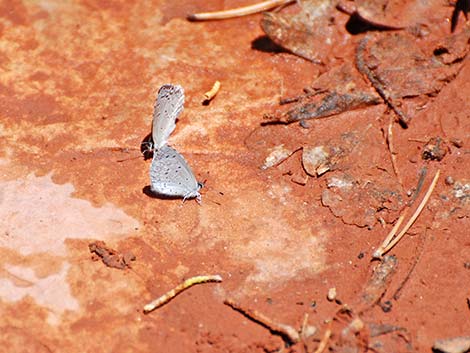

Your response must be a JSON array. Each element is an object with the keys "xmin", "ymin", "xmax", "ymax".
[
  {"xmin": 373, "ymin": 170, "xmax": 440, "ymax": 258},
  {"xmin": 203, "ymin": 80, "xmax": 221, "ymax": 104},
  {"xmin": 144, "ymin": 275, "xmax": 222, "ymax": 313},
  {"xmin": 224, "ymin": 298, "xmax": 300, "ymax": 345},
  {"xmin": 188, "ymin": 0, "xmax": 294, "ymax": 21},
  {"xmin": 89, "ymin": 241, "xmax": 136, "ymax": 270},
  {"xmin": 359, "ymin": 255, "xmax": 398, "ymax": 310}
]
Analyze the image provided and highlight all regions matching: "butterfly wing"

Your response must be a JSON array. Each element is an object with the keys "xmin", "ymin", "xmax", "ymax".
[
  {"xmin": 152, "ymin": 84, "xmax": 185, "ymax": 150},
  {"xmin": 149, "ymin": 145, "xmax": 201, "ymax": 199}
]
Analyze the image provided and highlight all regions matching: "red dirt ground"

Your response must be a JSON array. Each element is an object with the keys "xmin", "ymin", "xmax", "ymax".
[{"xmin": 0, "ymin": 1, "xmax": 469, "ymax": 352}]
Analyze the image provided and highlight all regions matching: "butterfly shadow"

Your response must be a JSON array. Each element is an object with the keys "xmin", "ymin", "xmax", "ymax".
[
  {"xmin": 143, "ymin": 186, "xmax": 203, "ymax": 205},
  {"xmin": 143, "ymin": 186, "xmax": 183, "ymax": 200}
]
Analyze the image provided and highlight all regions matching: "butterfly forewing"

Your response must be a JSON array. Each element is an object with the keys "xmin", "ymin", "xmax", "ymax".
[
  {"xmin": 149, "ymin": 145, "xmax": 200, "ymax": 199},
  {"xmin": 152, "ymin": 84, "xmax": 185, "ymax": 150}
]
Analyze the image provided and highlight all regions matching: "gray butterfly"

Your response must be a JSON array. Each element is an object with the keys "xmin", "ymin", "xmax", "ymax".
[
  {"xmin": 151, "ymin": 84, "xmax": 184, "ymax": 150},
  {"xmin": 150, "ymin": 145, "xmax": 202, "ymax": 201},
  {"xmin": 149, "ymin": 84, "xmax": 202, "ymax": 201}
]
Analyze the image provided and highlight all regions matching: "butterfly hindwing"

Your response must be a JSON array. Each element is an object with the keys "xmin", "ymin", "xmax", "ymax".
[{"xmin": 149, "ymin": 145, "xmax": 201, "ymax": 199}]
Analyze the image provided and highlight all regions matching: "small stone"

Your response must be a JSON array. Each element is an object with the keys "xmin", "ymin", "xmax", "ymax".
[
  {"xmin": 327, "ymin": 287, "xmax": 337, "ymax": 301},
  {"xmin": 302, "ymin": 325, "xmax": 317, "ymax": 338},
  {"xmin": 380, "ymin": 300, "xmax": 393, "ymax": 312},
  {"xmin": 299, "ymin": 120, "xmax": 311, "ymax": 128},
  {"xmin": 433, "ymin": 336, "xmax": 470, "ymax": 353},
  {"xmin": 445, "ymin": 176, "xmax": 455, "ymax": 185},
  {"xmin": 123, "ymin": 252, "xmax": 136, "ymax": 265},
  {"xmin": 450, "ymin": 138, "xmax": 463, "ymax": 148},
  {"xmin": 349, "ymin": 317, "xmax": 364, "ymax": 333},
  {"xmin": 317, "ymin": 165, "xmax": 330, "ymax": 176},
  {"xmin": 291, "ymin": 173, "xmax": 308, "ymax": 185}
]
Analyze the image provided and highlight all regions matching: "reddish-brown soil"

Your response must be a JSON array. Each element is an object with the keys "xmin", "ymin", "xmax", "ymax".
[{"xmin": 0, "ymin": 1, "xmax": 469, "ymax": 352}]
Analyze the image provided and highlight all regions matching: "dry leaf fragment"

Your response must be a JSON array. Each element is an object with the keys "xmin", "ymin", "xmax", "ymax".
[
  {"xmin": 302, "ymin": 146, "xmax": 330, "ymax": 176},
  {"xmin": 270, "ymin": 63, "xmax": 380, "ymax": 123},
  {"xmin": 355, "ymin": 0, "xmax": 446, "ymax": 29},
  {"xmin": 261, "ymin": 144, "xmax": 297, "ymax": 169},
  {"xmin": 360, "ymin": 31, "xmax": 470, "ymax": 99},
  {"xmin": 261, "ymin": 0, "xmax": 338, "ymax": 63},
  {"xmin": 282, "ymin": 91, "xmax": 380, "ymax": 123}
]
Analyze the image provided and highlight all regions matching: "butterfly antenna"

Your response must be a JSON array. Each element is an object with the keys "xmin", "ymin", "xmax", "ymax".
[{"xmin": 116, "ymin": 154, "xmax": 145, "ymax": 163}]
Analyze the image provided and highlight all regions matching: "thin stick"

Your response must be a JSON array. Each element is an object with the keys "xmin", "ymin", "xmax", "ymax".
[
  {"xmin": 144, "ymin": 275, "xmax": 222, "ymax": 313},
  {"xmin": 313, "ymin": 325, "xmax": 332, "ymax": 353},
  {"xmin": 301, "ymin": 313, "xmax": 309, "ymax": 337},
  {"xmin": 187, "ymin": 0, "xmax": 295, "ymax": 21},
  {"xmin": 300, "ymin": 313, "xmax": 310, "ymax": 351},
  {"xmin": 408, "ymin": 137, "xmax": 429, "ymax": 143},
  {"xmin": 203, "ymin": 81, "xmax": 221, "ymax": 102},
  {"xmin": 387, "ymin": 114, "xmax": 402, "ymax": 186},
  {"xmin": 224, "ymin": 298, "xmax": 300, "ymax": 344},
  {"xmin": 379, "ymin": 170, "xmax": 440, "ymax": 256},
  {"xmin": 393, "ymin": 228, "xmax": 427, "ymax": 300},
  {"xmin": 373, "ymin": 213, "xmax": 406, "ymax": 259},
  {"xmin": 409, "ymin": 167, "xmax": 427, "ymax": 205}
]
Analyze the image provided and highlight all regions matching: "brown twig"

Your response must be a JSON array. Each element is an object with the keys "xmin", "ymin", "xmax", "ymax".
[
  {"xmin": 224, "ymin": 298, "xmax": 300, "ymax": 345},
  {"xmin": 144, "ymin": 275, "xmax": 222, "ymax": 313},
  {"xmin": 356, "ymin": 37, "xmax": 410, "ymax": 127},
  {"xmin": 187, "ymin": 0, "xmax": 295, "ymax": 21},
  {"xmin": 409, "ymin": 167, "xmax": 427, "ymax": 204},
  {"xmin": 393, "ymin": 228, "xmax": 427, "ymax": 300}
]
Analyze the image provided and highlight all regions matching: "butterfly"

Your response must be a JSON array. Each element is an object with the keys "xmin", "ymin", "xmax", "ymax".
[{"xmin": 149, "ymin": 84, "xmax": 202, "ymax": 202}]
